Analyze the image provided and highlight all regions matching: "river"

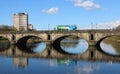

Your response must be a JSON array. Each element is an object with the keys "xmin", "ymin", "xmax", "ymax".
[{"xmin": 0, "ymin": 38, "xmax": 120, "ymax": 74}]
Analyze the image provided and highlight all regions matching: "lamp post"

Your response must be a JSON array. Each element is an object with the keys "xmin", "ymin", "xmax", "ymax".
[
  {"xmin": 96, "ymin": 24, "xmax": 97, "ymax": 30},
  {"xmin": 91, "ymin": 22, "xmax": 93, "ymax": 29},
  {"xmin": 48, "ymin": 24, "xmax": 50, "ymax": 30}
]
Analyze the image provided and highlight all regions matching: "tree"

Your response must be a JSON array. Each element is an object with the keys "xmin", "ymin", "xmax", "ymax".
[
  {"xmin": 0, "ymin": 24, "xmax": 14, "ymax": 31},
  {"xmin": 115, "ymin": 25, "xmax": 120, "ymax": 31}
]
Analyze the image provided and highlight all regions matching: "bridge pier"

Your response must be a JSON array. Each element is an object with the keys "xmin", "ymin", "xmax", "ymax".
[
  {"xmin": 88, "ymin": 40, "xmax": 96, "ymax": 46},
  {"xmin": 46, "ymin": 40, "xmax": 52, "ymax": 45},
  {"xmin": 10, "ymin": 40, "xmax": 16, "ymax": 45},
  {"xmin": 88, "ymin": 46, "xmax": 96, "ymax": 60},
  {"xmin": 10, "ymin": 34, "xmax": 16, "ymax": 45}
]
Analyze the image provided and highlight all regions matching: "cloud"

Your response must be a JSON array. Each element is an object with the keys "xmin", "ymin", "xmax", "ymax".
[
  {"xmin": 71, "ymin": 0, "xmax": 100, "ymax": 10},
  {"xmin": 42, "ymin": 7, "xmax": 59, "ymax": 14},
  {"xmin": 97, "ymin": 20, "xmax": 120, "ymax": 29},
  {"xmin": 79, "ymin": 20, "xmax": 120, "ymax": 30}
]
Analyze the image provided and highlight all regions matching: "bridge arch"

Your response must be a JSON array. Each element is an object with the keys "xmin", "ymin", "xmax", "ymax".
[
  {"xmin": 96, "ymin": 35, "xmax": 120, "ymax": 57},
  {"xmin": 0, "ymin": 35, "xmax": 10, "ymax": 51},
  {"xmin": 53, "ymin": 34, "xmax": 89, "ymax": 55},
  {"xmin": 96, "ymin": 35, "xmax": 120, "ymax": 46},
  {"xmin": 16, "ymin": 35, "xmax": 44, "ymax": 46},
  {"xmin": 0, "ymin": 34, "xmax": 11, "ymax": 42},
  {"xmin": 0, "ymin": 35, "xmax": 9, "ymax": 40},
  {"xmin": 53, "ymin": 35, "xmax": 73, "ymax": 54},
  {"xmin": 52, "ymin": 33, "xmax": 89, "ymax": 43}
]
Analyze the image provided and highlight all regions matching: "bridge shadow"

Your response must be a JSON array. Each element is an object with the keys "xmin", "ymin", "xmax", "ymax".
[
  {"xmin": 17, "ymin": 36, "xmax": 35, "ymax": 46},
  {"xmin": 0, "ymin": 43, "xmax": 10, "ymax": 52},
  {"xmin": 52, "ymin": 35, "xmax": 77, "ymax": 55},
  {"xmin": 16, "ymin": 42, "xmax": 47, "ymax": 54},
  {"xmin": 16, "ymin": 43, "xmax": 35, "ymax": 54},
  {"xmin": 95, "ymin": 36, "xmax": 120, "ymax": 57}
]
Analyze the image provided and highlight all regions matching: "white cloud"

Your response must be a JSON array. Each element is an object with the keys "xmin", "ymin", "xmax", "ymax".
[
  {"xmin": 97, "ymin": 20, "xmax": 120, "ymax": 29},
  {"xmin": 71, "ymin": 0, "xmax": 100, "ymax": 10},
  {"xmin": 78, "ymin": 20, "xmax": 120, "ymax": 30},
  {"xmin": 42, "ymin": 7, "xmax": 59, "ymax": 14}
]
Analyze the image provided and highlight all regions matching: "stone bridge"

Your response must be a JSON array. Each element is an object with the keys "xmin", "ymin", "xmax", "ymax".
[
  {"xmin": 0, "ymin": 30, "xmax": 120, "ymax": 46},
  {"xmin": 0, "ymin": 29, "xmax": 120, "ymax": 61}
]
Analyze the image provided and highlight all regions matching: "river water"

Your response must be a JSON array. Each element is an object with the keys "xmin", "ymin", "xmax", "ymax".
[{"xmin": 0, "ymin": 38, "xmax": 120, "ymax": 74}]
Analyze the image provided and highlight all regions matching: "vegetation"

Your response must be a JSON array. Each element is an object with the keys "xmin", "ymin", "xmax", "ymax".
[
  {"xmin": 115, "ymin": 25, "xmax": 120, "ymax": 31},
  {"xmin": 102, "ymin": 25, "xmax": 120, "ymax": 53},
  {"xmin": 103, "ymin": 36, "xmax": 120, "ymax": 53},
  {"xmin": 0, "ymin": 24, "xmax": 14, "ymax": 31}
]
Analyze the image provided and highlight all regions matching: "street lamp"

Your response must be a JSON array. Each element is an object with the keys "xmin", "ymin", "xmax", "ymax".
[
  {"xmin": 91, "ymin": 22, "xmax": 93, "ymax": 29},
  {"xmin": 48, "ymin": 24, "xmax": 50, "ymax": 30},
  {"xmin": 96, "ymin": 24, "xmax": 97, "ymax": 30}
]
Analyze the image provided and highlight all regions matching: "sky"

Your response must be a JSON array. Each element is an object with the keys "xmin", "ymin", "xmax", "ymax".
[{"xmin": 0, "ymin": 0, "xmax": 120, "ymax": 30}]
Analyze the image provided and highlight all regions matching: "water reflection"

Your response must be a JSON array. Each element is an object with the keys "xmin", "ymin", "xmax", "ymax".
[
  {"xmin": 1, "ymin": 56, "xmax": 120, "ymax": 74},
  {"xmin": 26, "ymin": 42, "xmax": 46, "ymax": 53},
  {"xmin": 61, "ymin": 38, "xmax": 88, "ymax": 54},
  {"xmin": 17, "ymin": 42, "xmax": 46, "ymax": 53},
  {"xmin": 100, "ymin": 36, "xmax": 120, "ymax": 56},
  {"xmin": 1, "ymin": 39, "xmax": 120, "ymax": 74},
  {"xmin": 0, "ymin": 40, "xmax": 10, "ymax": 51},
  {"xmin": 0, "ymin": 56, "xmax": 101, "ymax": 74},
  {"xmin": 14, "ymin": 57, "xmax": 28, "ymax": 68},
  {"xmin": 57, "ymin": 59, "xmax": 77, "ymax": 65},
  {"xmin": 74, "ymin": 61, "xmax": 100, "ymax": 74},
  {"xmin": 100, "ymin": 42, "xmax": 117, "ymax": 55}
]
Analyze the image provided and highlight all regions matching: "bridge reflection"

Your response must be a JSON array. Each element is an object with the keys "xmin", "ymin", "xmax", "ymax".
[
  {"xmin": 0, "ymin": 44, "xmax": 120, "ymax": 63},
  {"xmin": 5, "ymin": 56, "xmax": 100, "ymax": 70},
  {"xmin": 1, "ymin": 43, "xmax": 120, "ymax": 69}
]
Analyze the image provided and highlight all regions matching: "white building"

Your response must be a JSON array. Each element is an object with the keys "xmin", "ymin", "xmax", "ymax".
[
  {"xmin": 28, "ymin": 24, "xmax": 33, "ymax": 30},
  {"xmin": 13, "ymin": 13, "xmax": 28, "ymax": 31}
]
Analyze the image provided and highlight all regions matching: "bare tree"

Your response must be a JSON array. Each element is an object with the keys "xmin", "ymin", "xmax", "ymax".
[
  {"xmin": 0, "ymin": 24, "xmax": 14, "ymax": 31},
  {"xmin": 115, "ymin": 25, "xmax": 120, "ymax": 31}
]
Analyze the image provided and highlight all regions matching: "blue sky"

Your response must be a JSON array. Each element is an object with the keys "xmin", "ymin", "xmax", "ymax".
[{"xmin": 0, "ymin": 0, "xmax": 120, "ymax": 30}]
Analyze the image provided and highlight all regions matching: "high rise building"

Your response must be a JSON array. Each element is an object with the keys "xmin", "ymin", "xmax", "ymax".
[
  {"xmin": 13, "ymin": 13, "xmax": 28, "ymax": 31},
  {"xmin": 14, "ymin": 57, "xmax": 28, "ymax": 68}
]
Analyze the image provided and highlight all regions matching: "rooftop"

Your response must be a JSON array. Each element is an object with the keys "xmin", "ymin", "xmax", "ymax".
[{"xmin": 14, "ymin": 12, "xmax": 28, "ymax": 15}]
